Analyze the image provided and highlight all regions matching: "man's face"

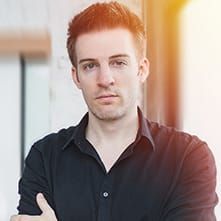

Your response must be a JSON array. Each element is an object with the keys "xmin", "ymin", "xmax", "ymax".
[{"xmin": 72, "ymin": 28, "xmax": 149, "ymax": 121}]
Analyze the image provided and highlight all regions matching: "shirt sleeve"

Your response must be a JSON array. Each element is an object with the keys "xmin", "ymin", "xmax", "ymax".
[
  {"xmin": 161, "ymin": 141, "xmax": 218, "ymax": 221},
  {"xmin": 17, "ymin": 144, "xmax": 54, "ymax": 215}
]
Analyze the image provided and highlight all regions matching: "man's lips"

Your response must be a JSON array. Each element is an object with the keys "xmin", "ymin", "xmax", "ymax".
[{"xmin": 95, "ymin": 94, "xmax": 118, "ymax": 99}]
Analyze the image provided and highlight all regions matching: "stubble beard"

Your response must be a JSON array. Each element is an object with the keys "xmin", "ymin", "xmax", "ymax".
[
  {"xmin": 88, "ymin": 94, "xmax": 138, "ymax": 122},
  {"xmin": 90, "ymin": 105, "xmax": 126, "ymax": 121}
]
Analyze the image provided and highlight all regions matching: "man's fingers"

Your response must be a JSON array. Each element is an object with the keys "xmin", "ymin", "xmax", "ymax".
[
  {"xmin": 10, "ymin": 194, "xmax": 57, "ymax": 220},
  {"xmin": 10, "ymin": 214, "xmax": 40, "ymax": 221},
  {"xmin": 10, "ymin": 196, "xmax": 57, "ymax": 221},
  {"xmin": 36, "ymin": 193, "xmax": 54, "ymax": 215},
  {"xmin": 10, "ymin": 215, "xmax": 19, "ymax": 221}
]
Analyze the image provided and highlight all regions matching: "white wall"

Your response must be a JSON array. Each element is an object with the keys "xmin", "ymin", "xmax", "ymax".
[
  {"xmin": 180, "ymin": 0, "xmax": 221, "ymax": 218},
  {"xmin": 0, "ymin": 0, "xmax": 49, "ymax": 32},
  {"xmin": 0, "ymin": 55, "xmax": 21, "ymax": 221},
  {"xmin": 24, "ymin": 58, "xmax": 51, "ymax": 157}
]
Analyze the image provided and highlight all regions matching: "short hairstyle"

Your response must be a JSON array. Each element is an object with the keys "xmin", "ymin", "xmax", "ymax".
[{"xmin": 67, "ymin": 1, "xmax": 146, "ymax": 67}]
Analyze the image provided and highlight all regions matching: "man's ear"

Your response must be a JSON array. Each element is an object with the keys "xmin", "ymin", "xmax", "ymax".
[
  {"xmin": 138, "ymin": 57, "xmax": 150, "ymax": 83},
  {"xmin": 71, "ymin": 67, "xmax": 81, "ymax": 89}
]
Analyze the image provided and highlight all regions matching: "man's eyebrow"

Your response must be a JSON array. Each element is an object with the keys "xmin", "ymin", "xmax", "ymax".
[
  {"xmin": 78, "ymin": 54, "xmax": 130, "ymax": 64},
  {"xmin": 79, "ymin": 58, "xmax": 96, "ymax": 64},
  {"xmin": 109, "ymin": 54, "xmax": 130, "ymax": 59}
]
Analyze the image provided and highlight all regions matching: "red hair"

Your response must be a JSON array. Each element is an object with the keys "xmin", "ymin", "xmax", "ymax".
[{"xmin": 67, "ymin": 1, "xmax": 146, "ymax": 67}]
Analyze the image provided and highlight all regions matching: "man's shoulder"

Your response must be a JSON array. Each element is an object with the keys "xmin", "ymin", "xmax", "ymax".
[
  {"xmin": 148, "ymin": 120, "xmax": 208, "ymax": 150},
  {"xmin": 147, "ymin": 120, "xmax": 215, "ymax": 167},
  {"xmin": 31, "ymin": 126, "xmax": 77, "ymax": 153}
]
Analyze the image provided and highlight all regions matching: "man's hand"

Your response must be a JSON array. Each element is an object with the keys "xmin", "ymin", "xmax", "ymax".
[{"xmin": 10, "ymin": 193, "xmax": 57, "ymax": 221}]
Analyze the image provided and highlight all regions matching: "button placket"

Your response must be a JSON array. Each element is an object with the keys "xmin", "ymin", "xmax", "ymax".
[{"xmin": 97, "ymin": 174, "xmax": 112, "ymax": 221}]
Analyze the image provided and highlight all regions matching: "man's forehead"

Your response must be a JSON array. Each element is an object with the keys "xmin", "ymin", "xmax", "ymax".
[
  {"xmin": 75, "ymin": 28, "xmax": 136, "ymax": 61},
  {"xmin": 76, "ymin": 27, "xmax": 133, "ymax": 40}
]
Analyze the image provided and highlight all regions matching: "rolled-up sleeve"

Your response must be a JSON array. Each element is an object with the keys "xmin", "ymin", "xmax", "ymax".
[{"xmin": 17, "ymin": 144, "xmax": 53, "ymax": 215}]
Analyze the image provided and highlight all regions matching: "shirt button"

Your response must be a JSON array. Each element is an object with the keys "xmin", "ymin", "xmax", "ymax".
[{"xmin": 103, "ymin": 192, "xmax": 109, "ymax": 198}]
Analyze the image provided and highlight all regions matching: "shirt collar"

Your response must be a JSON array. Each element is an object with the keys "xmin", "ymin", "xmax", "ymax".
[
  {"xmin": 62, "ymin": 107, "xmax": 155, "ymax": 150},
  {"xmin": 137, "ymin": 107, "xmax": 155, "ymax": 150},
  {"xmin": 62, "ymin": 113, "xmax": 88, "ymax": 150}
]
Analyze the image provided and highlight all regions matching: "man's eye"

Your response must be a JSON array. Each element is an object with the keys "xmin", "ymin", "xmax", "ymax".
[
  {"xmin": 83, "ymin": 63, "xmax": 97, "ymax": 71},
  {"xmin": 110, "ymin": 60, "xmax": 127, "ymax": 67}
]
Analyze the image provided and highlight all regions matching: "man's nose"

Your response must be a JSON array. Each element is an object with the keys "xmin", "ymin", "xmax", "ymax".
[{"xmin": 97, "ymin": 64, "xmax": 115, "ymax": 87}]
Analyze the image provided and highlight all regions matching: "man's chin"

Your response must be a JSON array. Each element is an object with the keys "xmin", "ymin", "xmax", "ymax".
[{"xmin": 91, "ymin": 108, "xmax": 125, "ymax": 121}]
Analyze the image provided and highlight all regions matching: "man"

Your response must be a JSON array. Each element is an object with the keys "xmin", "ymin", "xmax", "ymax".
[{"xmin": 11, "ymin": 1, "xmax": 218, "ymax": 221}]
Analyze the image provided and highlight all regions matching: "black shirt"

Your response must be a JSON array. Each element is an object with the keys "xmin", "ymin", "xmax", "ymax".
[{"xmin": 17, "ymin": 109, "xmax": 218, "ymax": 221}]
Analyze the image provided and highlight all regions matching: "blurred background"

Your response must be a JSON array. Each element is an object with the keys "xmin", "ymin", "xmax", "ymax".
[{"xmin": 0, "ymin": 0, "xmax": 220, "ymax": 220}]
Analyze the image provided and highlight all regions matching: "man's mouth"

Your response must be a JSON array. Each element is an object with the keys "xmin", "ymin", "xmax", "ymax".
[{"xmin": 96, "ymin": 94, "xmax": 118, "ymax": 99}]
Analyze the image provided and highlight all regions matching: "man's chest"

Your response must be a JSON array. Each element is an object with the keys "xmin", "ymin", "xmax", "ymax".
[{"xmin": 50, "ymin": 150, "xmax": 174, "ymax": 221}]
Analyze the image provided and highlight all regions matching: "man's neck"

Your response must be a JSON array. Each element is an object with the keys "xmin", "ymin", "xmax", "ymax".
[{"xmin": 86, "ymin": 107, "xmax": 139, "ymax": 151}]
